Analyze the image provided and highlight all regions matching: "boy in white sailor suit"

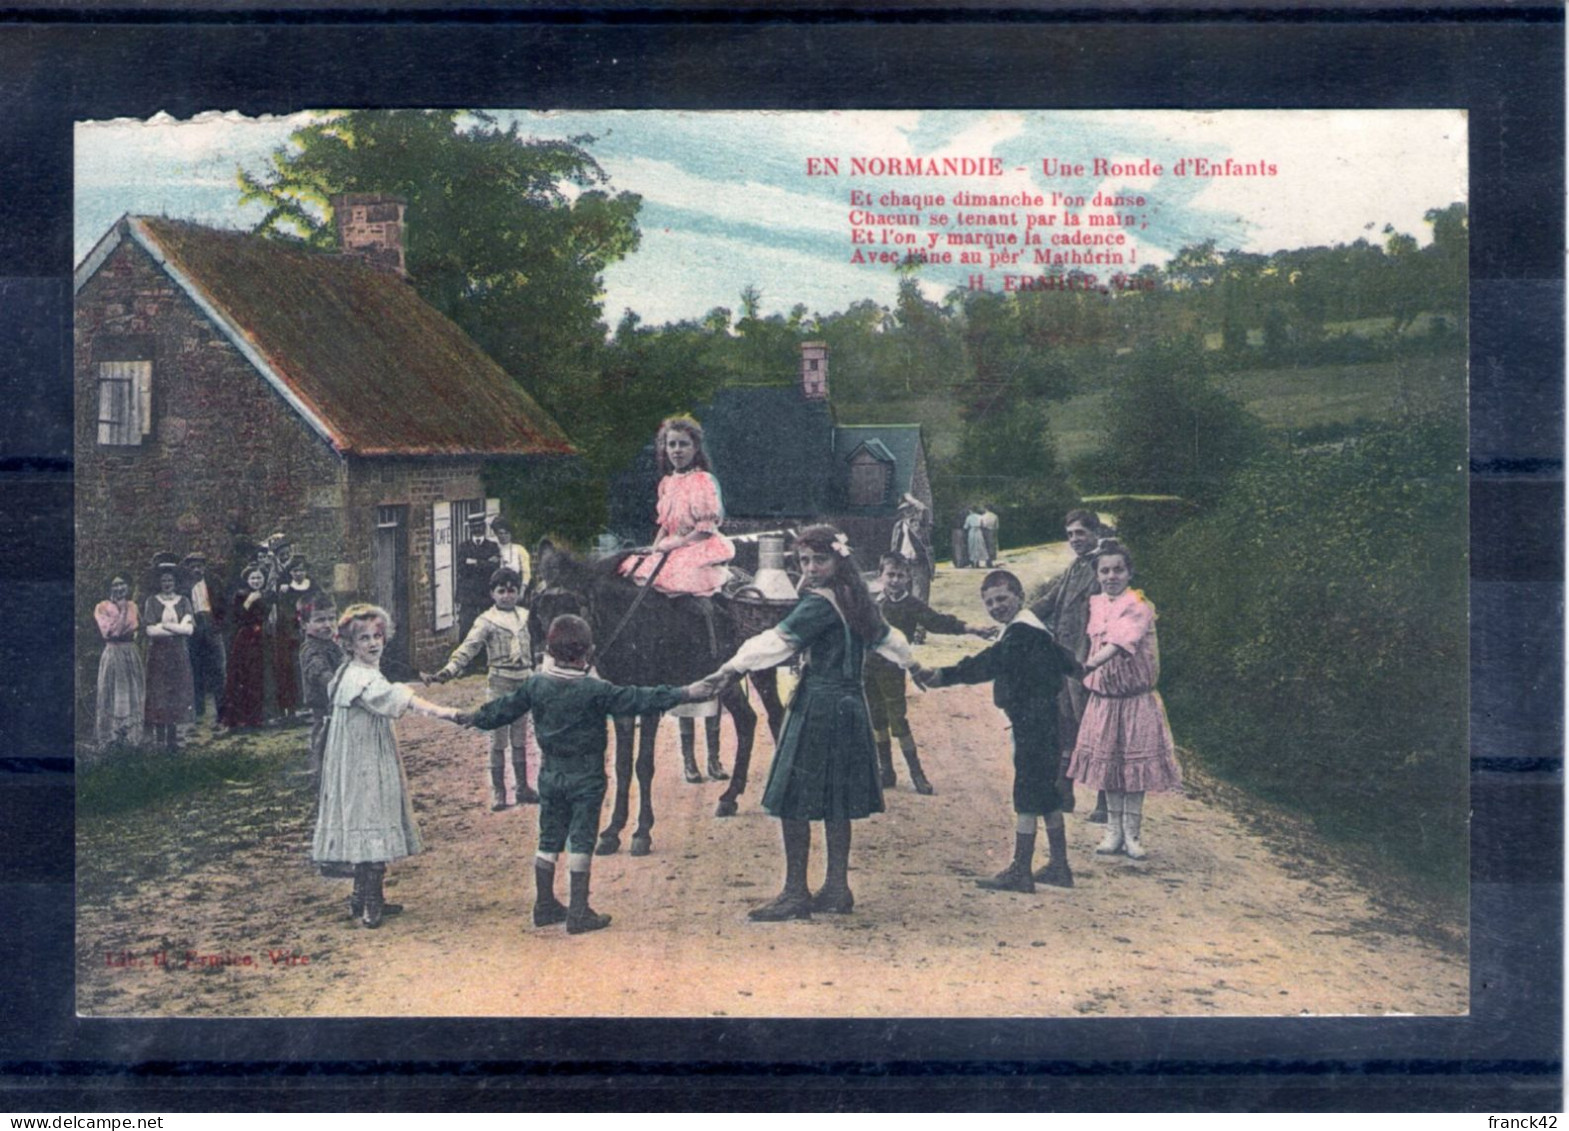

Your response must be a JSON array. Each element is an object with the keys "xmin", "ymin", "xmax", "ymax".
[{"xmin": 429, "ymin": 567, "xmax": 539, "ymax": 809}]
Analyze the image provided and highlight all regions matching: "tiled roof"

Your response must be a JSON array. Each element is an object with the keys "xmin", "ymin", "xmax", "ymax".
[
  {"xmin": 833, "ymin": 423, "xmax": 923, "ymax": 512},
  {"xmin": 702, "ymin": 385, "xmax": 839, "ymax": 517},
  {"xmin": 100, "ymin": 217, "xmax": 573, "ymax": 459}
]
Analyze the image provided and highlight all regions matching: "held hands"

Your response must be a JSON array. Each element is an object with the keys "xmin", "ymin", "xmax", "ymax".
[
  {"xmin": 909, "ymin": 663, "xmax": 941, "ymax": 690},
  {"xmin": 968, "ymin": 625, "xmax": 1000, "ymax": 640},
  {"xmin": 684, "ymin": 669, "xmax": 735, "ymax": 701}
]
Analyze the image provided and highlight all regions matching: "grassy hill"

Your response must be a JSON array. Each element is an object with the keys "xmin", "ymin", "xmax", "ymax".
[{"xmin": 835, "ymin": 351, "xmax": 1466, "ymax": 468}]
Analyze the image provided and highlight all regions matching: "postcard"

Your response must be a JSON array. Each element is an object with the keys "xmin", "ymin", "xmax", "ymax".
[{"xmin": 72, "ymin": 108, "xmax": 1470, "ymax": 1020}]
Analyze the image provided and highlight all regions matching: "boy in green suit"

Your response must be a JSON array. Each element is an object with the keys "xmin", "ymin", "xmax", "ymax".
[{"xmin": 460, "ymin": 615, "xmax": 708, "ymax": 933}]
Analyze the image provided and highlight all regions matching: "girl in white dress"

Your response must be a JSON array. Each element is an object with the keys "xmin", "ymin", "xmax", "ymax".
[{"xmin": 311, "ymin": 604, "xmax": 464, "ymax": 928}]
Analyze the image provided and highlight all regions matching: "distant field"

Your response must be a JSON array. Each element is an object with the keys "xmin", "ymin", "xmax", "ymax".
[
  {"xmin": 834, "ymin": 395, "xmax": 964, "ymax": 460},
  {"xmin": 1051, "ymin": 353, "xmax": 1467, "ymax": 462},
  {"xmin": 835, "ymin": 353, "xmax": 1466, "ymax": 466}
]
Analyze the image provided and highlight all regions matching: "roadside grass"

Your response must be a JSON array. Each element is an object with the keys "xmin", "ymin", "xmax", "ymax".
[{"xmin": 78, "ymin": 723, "xmax": 306, "ymax": 820}]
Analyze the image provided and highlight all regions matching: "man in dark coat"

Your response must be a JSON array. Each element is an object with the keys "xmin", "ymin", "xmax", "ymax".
[
  {"xmin": 456, "ymin": 514, "xmax": 502, "ymax": 644},
  {"xmin": 182, "ymin": 552, "xmax": 226, "ymax": 723}
]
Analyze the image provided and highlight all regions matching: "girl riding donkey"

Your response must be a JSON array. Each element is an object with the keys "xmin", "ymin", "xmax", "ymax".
[
  {"xmin": 620, "ymin": 414, "xmax": 736, "ymax": 784},
  {"xmin": 697, "ymin": 525, "xmax": 917, "ymax": 920}
]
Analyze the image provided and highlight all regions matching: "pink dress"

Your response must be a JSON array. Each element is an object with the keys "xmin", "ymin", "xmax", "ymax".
[
  {"xmin": 94, "ymin": 600, "xmax": 145, "ymax": 748},
  {"xmin": 619, "ymin": 469, "xmax": 735, "ymax": 596},
  {"xmin": 1067, "ymin": 590, "xmax": 1183, "ymax": 793}
]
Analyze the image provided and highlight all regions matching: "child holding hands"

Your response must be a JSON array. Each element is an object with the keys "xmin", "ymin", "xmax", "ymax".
[
  {"xmin": 866, "ymin": 551, "xmax": 994, "ymax": 793},
  {"xmin": 428, "ymin": 567, "xmax": 540, "ymax": 811},
  {"xmin": 458, "ymin": 614, "xmax": 711, "ymax": 934},
  {"xmin": 913, "ymin": 569, "xmax": 1076, "ymax": 892},
  {"xmin": 311, "ymin": 603, "xmax": 466, "ymax": 928},
  {"xmin": 1066, "ymin": 540, "xmax": 1182, "ymax": 860},
  {"xmin": 297, "ymin": 592, "xmax": 342, "ymax": 784}
]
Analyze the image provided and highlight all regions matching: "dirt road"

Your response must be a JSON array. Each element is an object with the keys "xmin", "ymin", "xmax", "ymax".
[{"xmin": 76, "ymin": 543, "xmax": 1467, "ymax": 1018}]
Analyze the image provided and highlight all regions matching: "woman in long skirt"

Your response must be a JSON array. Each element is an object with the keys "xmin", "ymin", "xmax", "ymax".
[
  {"xmin": 142, "ymin": 556, "xmax": 195, "ymax": 750},
  {"xmin": 93, "ymin": 575, "xmax": 144, "ymax": 749}
]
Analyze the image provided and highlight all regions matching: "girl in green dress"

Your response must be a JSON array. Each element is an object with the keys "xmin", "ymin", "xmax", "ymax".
[{"xmin": 703, "ymin": 525, "xmax": 914, "ymax": 921}]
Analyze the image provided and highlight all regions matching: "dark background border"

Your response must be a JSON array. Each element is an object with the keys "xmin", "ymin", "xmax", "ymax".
[{"xmin": 0, "ymin": 12, "xmax": 1560, "ymax": 1112}]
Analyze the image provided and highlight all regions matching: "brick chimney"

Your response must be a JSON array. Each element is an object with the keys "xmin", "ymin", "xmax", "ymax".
[
  {"xmin": 800, "ymin": 340, "xmax": 829, "ymax": 400},
  {"xmin": 332, "ymin": 193, "xmax": 407, "ymax": 277}
]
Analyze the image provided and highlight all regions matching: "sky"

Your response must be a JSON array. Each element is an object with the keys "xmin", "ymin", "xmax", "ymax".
[{"xmin": 75, "ymin": 109, "xmax": 1467, "ymax": 327}]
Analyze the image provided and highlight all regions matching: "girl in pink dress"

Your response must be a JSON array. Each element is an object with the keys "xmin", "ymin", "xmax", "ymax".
[
  {"xmin": 618, "ymin": 415, "xmax": 736, "ymax": 782},
  {"xmin": 619, "ymin": 416, "xmax": 735, "ymax": 598},
  {"xmin": 1067, "ymin": 539, "xmax": 1182, "ymax": 860}
]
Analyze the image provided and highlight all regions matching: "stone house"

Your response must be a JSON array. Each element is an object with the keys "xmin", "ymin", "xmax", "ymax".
[
  {"xmin": 610, "ymin": 343, "xmax": 932, "ymax": 571},
  {"xmin": 73, "ymin": 200, "xmax": 573, "ymax": 712}
]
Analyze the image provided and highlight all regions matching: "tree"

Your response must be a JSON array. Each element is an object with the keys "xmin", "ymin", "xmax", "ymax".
[
  {"xmin": 1084, "ymin": 342, "xmax": 1266, "ymax": 506},
  {"xmin": 238, "ymin": 109, "xmax": 644, "ymax": 542},
  {"xmin": 238, "ymin": 109, "xmax": 642, "ymax": 430}
]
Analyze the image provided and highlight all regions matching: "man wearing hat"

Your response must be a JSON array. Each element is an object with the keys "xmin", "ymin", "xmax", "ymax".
[
  {"xmin": 182, "ymin": 552, "xmax": 227, "ymax": 723},
  {"xmin": 890, "ymin": 494, "xmax": 936, "ymax": 602},
  {"xmin": 457, "ymin": 514, "xmax": 502, "ymax": 644}
]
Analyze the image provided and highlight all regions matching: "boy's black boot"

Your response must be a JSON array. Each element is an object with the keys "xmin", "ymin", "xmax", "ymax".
[
  {"xmin": 679, "ymin": 723, "xmax": 704, "ymax": 784},
  {"xmin": 1033, "ymin": 824, "xmax": 1075, "ymax": 888},
  {"xmin": 1088, "ymin": 789, "xmax": 1109, "ymax": 824},
  {"xmin": 514, "ymin": 749, "xmax": 540, "ymax": 804},
  {"xmin": 704, "ymin": 715, "xmax": 729, "ymax": 781},
  {"xmin": 488, "ymin": 761, "xmax": 510, "ymax": 811},
  {"xmin": 566, "ymin": 868, "xmax": 611, "ymax": 934},
  {"xmin": 533, "ymin": 858, "xmax": 568, "ymax": 927},
  {"xmin": 899, "ymin": 737, "xmax": 934, "ymax": 795},
  {"xmin": 875, "ymin": 736, "xmax": 897, "ymax": 789},
  {"xmin": 977, "ymin": 832, "xmax": 1036, "ymax": 893}
]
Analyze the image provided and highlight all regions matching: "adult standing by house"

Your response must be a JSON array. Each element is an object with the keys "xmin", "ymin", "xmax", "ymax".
[
  {"xmin": 457, "ymin": 514, "xmax": 502, "ymax": 645},
  {"xmin": 950, "ymin": 508, "xmax": 970, "ymax": 570},
  {"xmin": 890, "ymin": 495, "xmax": 936, "ymax": 602},
  {"xmin": 182, "ymin": 553, "xmax": 226, "ymax": 725},
  {"xmin": 221, "ymin": 562, "xmax": 273, "ymax": 730},
  {"xmin": 276, "ymin": 557, "xmax": 318, "ymax": 719},
  {"xmin": 965, "ymin": 505, "xmax": 988, "ymax": 569},
  {"xmin": 618, "ymin": 414, "xmax": 737, "ymax": 783},
  {"xmin": 142, "ymin": 554, "xmax": 196, "ymax": 750},
  {"xmin": 980, "ymin": 503, "xmax": 1000, "ymax": 568},
  {"xmin": 92, "ymin": 574, "xmax": 145, "ymax": 750},
  {"xmin": 1030, "ymin": 508, "xmax": 1108, "ymax": 821},
  {"xmin": 492, "ymin": 517, "xmax": 531, "ymax": 593}
]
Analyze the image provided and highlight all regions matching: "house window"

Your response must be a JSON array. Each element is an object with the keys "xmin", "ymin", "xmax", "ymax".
[
  {"xmin": 847, "ymin": 452, "xmax": 892, "ymax": 507},
  {"xmin": 96, "ymin": 360, "xmax": 151, "ymax": 446}
]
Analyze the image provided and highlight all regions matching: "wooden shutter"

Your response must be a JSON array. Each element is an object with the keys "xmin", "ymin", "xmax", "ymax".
[
  {"xmin": 432, "ymin": 501, "xmax": 454, "ymax": 631},
  {"xmin": 96, "ymin": 361, "xmax": 148, "ymax": 446}
]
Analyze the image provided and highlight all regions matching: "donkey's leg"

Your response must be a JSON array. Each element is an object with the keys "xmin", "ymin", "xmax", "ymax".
[
  {"xmin": 630, "ymin": 712, "xmax": 660, "ymax": 856},
  {"xmin": 716, "ymin": 683, "xmax": 757, "ymax": 817},
  {"xmin": 753, "ymin": 670, "xmax": 786, "ymax": 741},
  {"xmin": 596, "ymin": 715, "xmax": 636, "ymax": 855}
]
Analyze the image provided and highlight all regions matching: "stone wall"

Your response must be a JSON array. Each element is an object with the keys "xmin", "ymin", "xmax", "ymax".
[{"xmin": 74, "ymin": 232, "xmax": 485, "ymax": 739}]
